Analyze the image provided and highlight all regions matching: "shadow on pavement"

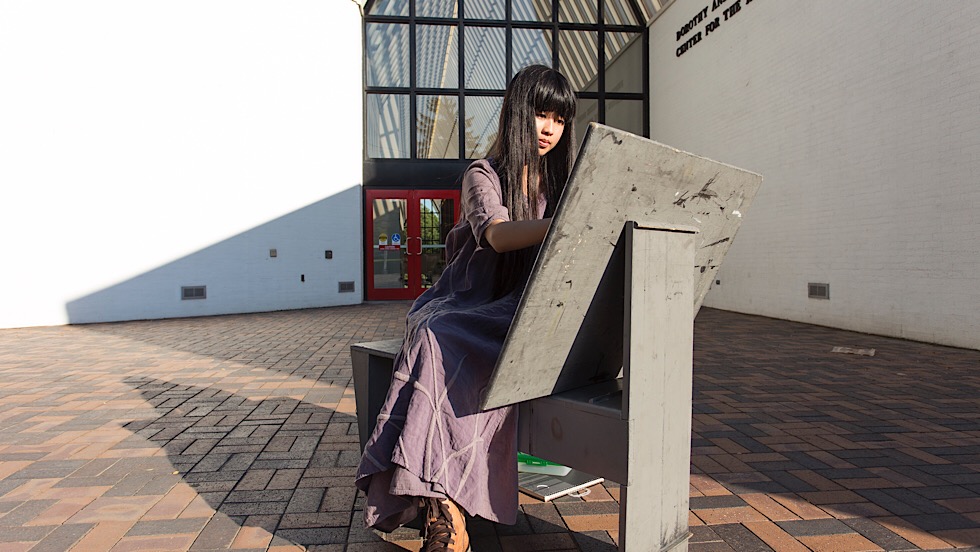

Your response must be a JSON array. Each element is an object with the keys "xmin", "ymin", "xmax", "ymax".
[
  {"xmin": 122, "ymin": 376, "xmax": 364, "ymax": 548},
  {"xmin": 121, "ymin": 376, "xmax": 622, "ymax": 550}
]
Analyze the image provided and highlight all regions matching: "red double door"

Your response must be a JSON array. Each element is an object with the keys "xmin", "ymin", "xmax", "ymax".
[{"xmin": 365, "ymin": 189, "xmax": 461, "ymax": 301}]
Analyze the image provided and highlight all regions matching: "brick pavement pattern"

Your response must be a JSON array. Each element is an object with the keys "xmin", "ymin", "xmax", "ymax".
[{"xmin": 0, "ymin": 304, "xmax": 978, "ymax": 551}]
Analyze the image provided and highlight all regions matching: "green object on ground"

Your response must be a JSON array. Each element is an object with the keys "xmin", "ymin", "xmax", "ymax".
[{"xmin": 517, "ymin": 452, "xmax": 572, "ymax": 476}]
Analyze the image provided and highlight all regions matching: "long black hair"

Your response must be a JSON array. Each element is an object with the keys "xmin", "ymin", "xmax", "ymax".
[{"xmin": 486, "ymin": 64, "xmax": 577, "ymax": 298}]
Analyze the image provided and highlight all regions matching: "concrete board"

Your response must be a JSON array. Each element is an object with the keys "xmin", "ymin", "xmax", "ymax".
[{"xmin": 482, "ymin": 124, "xmax": 762, "ymax": 409}]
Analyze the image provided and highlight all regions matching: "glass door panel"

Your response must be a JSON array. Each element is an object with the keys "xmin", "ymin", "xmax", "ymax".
[
  {"xmin": 365, "ymin": 189, "xmax": 460, "ymax": 300},
  {"xmin": 367, "ymin": 191, "xmax": 410, "ymax": 300},
  {"xmin": 419, "ymin": 196, "xmax": 457, "ymax": 290}
]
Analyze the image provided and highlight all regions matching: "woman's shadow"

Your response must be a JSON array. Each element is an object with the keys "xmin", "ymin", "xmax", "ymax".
[
  {"xmin": 121, "ymin": 376, "xmax": 382, "ymax": 549},
  {"xmin": 121, "ymin": 376, "xmax": 617, "ymax": 551}
]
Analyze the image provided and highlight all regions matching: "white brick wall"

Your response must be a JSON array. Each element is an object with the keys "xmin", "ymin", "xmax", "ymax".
[
  {"xmin": 650, "ymin": 1, "xmax": 980, "ymax": 349},
  {"xmin": 64, "ymin": 187, "xmax": 363, "ymax": 324},
  {"xmin": 0, "ymin": 1, "xmax": 365, "ymax": 327}
]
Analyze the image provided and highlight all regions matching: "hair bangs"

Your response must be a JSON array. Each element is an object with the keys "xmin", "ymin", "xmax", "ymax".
[{"xmin": 532, "ymin": 71, "xmax": 577, "ymax": 121}]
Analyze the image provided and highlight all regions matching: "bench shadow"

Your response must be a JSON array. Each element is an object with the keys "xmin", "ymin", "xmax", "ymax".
[{"xmin": 493, "ymin": 503, "xmax": 620, "ymax": 552}]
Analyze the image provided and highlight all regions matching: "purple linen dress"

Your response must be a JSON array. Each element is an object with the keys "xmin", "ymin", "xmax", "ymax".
[{"xmin": 355, "ymin": 159, "xmax": 544, "ymax": 531}]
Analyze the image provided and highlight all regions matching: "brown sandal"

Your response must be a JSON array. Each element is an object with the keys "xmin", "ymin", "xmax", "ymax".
[{"xmin": 421, "ymin": 497, "xmax": 471, "ymax": 552}]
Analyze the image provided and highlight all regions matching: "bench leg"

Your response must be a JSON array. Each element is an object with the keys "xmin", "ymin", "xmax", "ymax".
[
  {"xmin": 619, "ymin": 224, "xmax": 695, "ymax": 551},
  {"xmin": 352, "ymin": 349, "xmax": 396, "ymax": 452}
]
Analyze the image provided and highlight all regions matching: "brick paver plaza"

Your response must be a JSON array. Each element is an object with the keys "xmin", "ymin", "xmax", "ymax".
[{"xmin": 0, "ymin": 303, "xmax": 978, "ymax": 551}]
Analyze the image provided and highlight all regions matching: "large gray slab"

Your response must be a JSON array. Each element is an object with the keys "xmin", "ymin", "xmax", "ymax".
[{"xmin": 482, "ymin": 124, "xmax": 762, "ymax": 409}]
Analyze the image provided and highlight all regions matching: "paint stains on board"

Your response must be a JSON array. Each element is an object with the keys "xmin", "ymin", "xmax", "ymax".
[
  {"xmin": 673, "ymin": 191, "xmax": 690, "ymax": 208},
  {"xmin": 698, "ymin": 260, "xmax": 718, "ymax": 273},
  {"xmin": 675, "ymin": 177, "xmax": 718, "ymax": 208},
  {"xmin": 695, "ymin": 176, "xmax": 719, "ymax": 200}
]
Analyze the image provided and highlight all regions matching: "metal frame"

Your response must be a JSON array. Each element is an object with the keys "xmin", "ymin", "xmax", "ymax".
[
  {"xmin": 363, "ymin": 188, "xmax": 461, "ymax": 301},
  {"xmin": 516, "ymin": 221, "xmax": 695, "ymax": 552},
  {"xmin": 350, "ymin": 123, "xmax": 763, "ymax": 550},
  {"xmin": 349, "ymin": 222, "xmax": 696, "ymax": 552}
]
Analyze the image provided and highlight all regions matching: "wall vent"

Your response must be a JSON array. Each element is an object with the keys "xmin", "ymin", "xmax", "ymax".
[
  {"xmin": 339, "ymin": 281, "xmax": 356, "ymax": 293},
  {"xmin": 808, "ymin": 283, "xmax": 830, "ymax": 300},
  {"xmin": 182, "ymin": 286, "xmax": 207, "ymax": 300}
]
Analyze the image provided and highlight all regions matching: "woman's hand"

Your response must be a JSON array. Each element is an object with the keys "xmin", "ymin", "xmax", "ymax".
[{"xmin": 484, "ymin": 218, "xmax": 552, "ymax": 253}]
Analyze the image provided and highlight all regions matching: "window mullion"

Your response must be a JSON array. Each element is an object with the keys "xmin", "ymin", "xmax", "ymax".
[
  {"xmin": 625, "ymin": 0, "xmax": 646, "ymax": 27},
  {"xmin": 551, "ymin": 0, "xmax": 559, "ymax": 71},
  {"xmin": 598, "ymin": 0, "xmax": 606, "ymax": 124},
  {"xmin": 409, "ymin": 0, "xmax": 418, "ymax": 160},
  {"xmin": 458, "ymin": 0, "xmax": 466, "ymax": 158},
  {"xmin": 505, "ymin": 0, "xmax": 513, "ymax": 81}
]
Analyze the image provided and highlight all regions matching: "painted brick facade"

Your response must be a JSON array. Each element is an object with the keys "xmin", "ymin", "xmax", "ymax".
[
  {"xmin": 1, "ymin": 2, "xmax": 364, "ymax": 327},
  {"xmin": 650, "ymin": 1, "xmax": 980, "ymax": 349}
]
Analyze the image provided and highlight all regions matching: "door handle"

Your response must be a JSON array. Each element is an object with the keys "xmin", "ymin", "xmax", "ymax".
[{"xmin": 406, "ymin": 236, "xmax": 418, "ymax": 256}]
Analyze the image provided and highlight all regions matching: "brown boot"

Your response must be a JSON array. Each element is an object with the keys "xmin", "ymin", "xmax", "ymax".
[{"xmin": 421, "ymin": 497, "xmax": 471, "ymax": 552}]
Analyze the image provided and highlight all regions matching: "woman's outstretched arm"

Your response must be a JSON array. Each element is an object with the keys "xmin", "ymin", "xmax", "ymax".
[{"xmin": 484, "ymin": 218, "xmax": 552, "ymax": 253}]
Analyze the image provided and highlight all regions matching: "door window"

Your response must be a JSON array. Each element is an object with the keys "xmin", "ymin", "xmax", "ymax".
[
  {"xmin": 370, "ymin": 194, "xmax": 409, "ymax": 292},
  {"xmin": 366, "ymin": 189, "xmax": 460, "ymax": 300}
]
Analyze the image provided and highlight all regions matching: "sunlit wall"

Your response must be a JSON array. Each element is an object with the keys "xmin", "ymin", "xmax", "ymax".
[
  {"xmin": 649, "ymin": 0, "xmax": 980, "ymax": 349},
  {"xmin": 0, "ymin": 1, "xmax": 364, "ymax": 327}
]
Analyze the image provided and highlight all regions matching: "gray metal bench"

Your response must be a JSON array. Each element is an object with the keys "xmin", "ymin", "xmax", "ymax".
[
  {"xmin": 352, "ymin": 124, "xmax": 762, "ymax": 552},
  {"xmin": 351, "ymin": 339, "xmax": 402, "ymax": 456}
]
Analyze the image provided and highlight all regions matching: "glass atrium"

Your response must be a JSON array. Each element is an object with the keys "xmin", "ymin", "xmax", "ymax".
[
  {"xmin": 363, "ymin": 0, "xmax": 663, "ymax": 186},
  {"xmin": 361, "ymin": 0, "xmax": 663, "ymax": 299}
]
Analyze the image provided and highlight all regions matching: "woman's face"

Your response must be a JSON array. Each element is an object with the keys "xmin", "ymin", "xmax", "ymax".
[{"xmin": 535, "ymin": 111, "xmax": 565, "ymax": 156}]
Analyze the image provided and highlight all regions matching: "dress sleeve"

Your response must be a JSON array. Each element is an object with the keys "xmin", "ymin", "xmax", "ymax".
[{"xmin": 462, "ymin": 161, "xmax": 510, "ymax": 248}]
